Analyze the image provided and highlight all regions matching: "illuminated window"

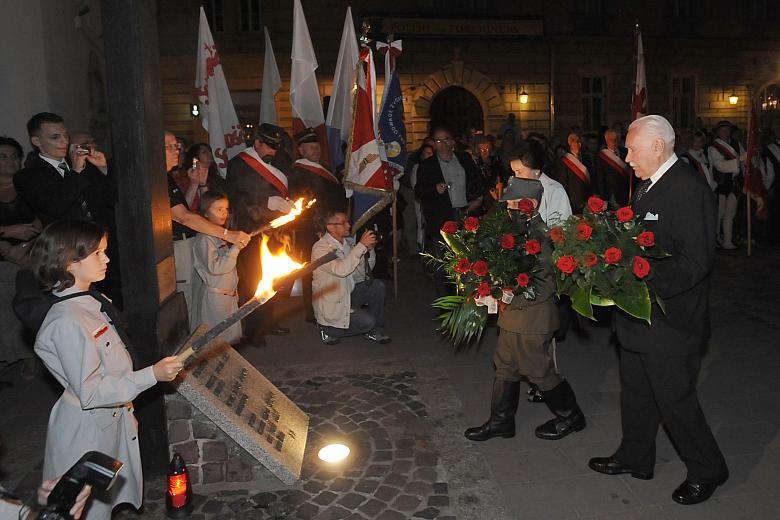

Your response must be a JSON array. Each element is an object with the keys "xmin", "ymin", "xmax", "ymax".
[{"xmin": 581, "ymin": 77, "xmax": 605, "ymax": 131}]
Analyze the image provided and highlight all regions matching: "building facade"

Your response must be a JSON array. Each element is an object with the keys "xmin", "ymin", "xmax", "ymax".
[{"xmin": 157, "ymin": 0, "xmax": 780, "ymax": 153}]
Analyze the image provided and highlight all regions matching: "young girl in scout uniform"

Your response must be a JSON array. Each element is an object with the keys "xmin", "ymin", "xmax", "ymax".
[{"xmin": 31, "ymin": 219, "xmax": 182, "ymax": 520}]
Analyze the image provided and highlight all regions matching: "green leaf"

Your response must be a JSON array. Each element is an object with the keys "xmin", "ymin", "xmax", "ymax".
[
  {"xmin": 612, "ymin": 284, "xmax": 652, "ymax": 323},
  {"xmin": 655, "ymin": 294, "xmax": 667, "ymax": 315},
  {"xmin": 432, "ymin": 296, "xmax": 488, "ymax": 351},
  {"xmin": 570, "ymin": 284, "xmax": 595, "ymax": 320},
  {"xmin": 440, "ymin": 230, "xmax": 470, "ymax": 257}
]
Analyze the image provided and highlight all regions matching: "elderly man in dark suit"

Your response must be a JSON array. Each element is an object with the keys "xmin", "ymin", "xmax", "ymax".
[{"xmin": 588, "ymin": 115, "xmax": 728, "ymax": 505}]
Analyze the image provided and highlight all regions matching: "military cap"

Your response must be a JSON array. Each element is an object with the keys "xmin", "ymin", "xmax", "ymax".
[{"xmin": 256, "ymin": 123, "xmax": 284, "ymax": 149}]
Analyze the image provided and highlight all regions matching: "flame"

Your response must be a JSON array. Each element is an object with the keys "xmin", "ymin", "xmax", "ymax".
[
  {"xmin": 253, "ymin": 235, "xmax": 304, "ymax": 302},
  {"xmin": 267, "ymin": 198, "xmax": 317, "ymax": 229}
]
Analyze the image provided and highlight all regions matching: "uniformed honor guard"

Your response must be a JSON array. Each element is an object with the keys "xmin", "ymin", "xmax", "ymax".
[
  {"xmin": 708, "ymin": 121, "xmax": 746, "ymax": 250},
  {"xmin": 551, "ymin": 133, "xmax": 593, "ymax": 214},
  {"xmin": 225, "ymin": 123, "xmax": 295, "ymax": 344},
  {"xmin": 595, "ymin": 129, "xmax": 633, "ymax": 207},
  {"xmin": 289, "ymin": 127, "xmax": 347, "ymax": 321}
]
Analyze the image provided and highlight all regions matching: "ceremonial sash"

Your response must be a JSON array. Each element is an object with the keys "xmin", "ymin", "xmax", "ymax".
[
  {"xmin": 684, "ymin": 152, "xmax": 708, "ymax": 179},
  {"xmin": 562, "ymin": 153, "xmax": 589, "ymax": 184},
  {"xmin": 598, "ymin": 148, "xmax": 630, "ymax": 178},
  {"xmin": 294, "ymin": 158, "xmax": 340, "ymax": 184},
  {"xmin": 238, "ymin": 148, "xmax": 288, "ymax": 197},
  {"xmin": 711, "ymin": 139, "xmax": 738, "ymax": 161},
  {"xmin": 766, "ymin": 142, "xmax": 780, "ymax": 168}
]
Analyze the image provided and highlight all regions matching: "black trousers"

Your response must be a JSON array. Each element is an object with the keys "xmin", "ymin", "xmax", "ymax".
[{"xmin": 616, "ymin": 348, "xmax": 728, "ymax": 482}]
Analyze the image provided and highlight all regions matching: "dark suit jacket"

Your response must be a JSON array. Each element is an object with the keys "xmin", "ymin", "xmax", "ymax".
[
  {"xmin": 594, "ymin": 148, "xmax": 632, "ymax": 207},
  {"xmin": 615, "ymin": 158, "xmax": 717, "ymax": 356},
  {"xmin": 224, "ymin": 153, "xmax": 288, "ymax": 233},
  {"xmin": 13, "ymin": 155, "xmax": 115, "ymax": 226},
  {"xmin": 414, "ymin": 151, "xmax": 483, "ymax": 236},
  {"xmin": 551, "ymin": 154, "xmax": 593, "ymax": 214}
]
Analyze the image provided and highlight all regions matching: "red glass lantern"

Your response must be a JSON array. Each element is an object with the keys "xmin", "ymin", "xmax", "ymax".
[{"xmin": 165, "ymin": 453, "xmax": 193, "ymax": 517}]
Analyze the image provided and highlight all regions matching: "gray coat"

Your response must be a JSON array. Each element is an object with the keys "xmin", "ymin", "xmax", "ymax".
[{"xmin": 35, "ymin": 290, "xmax": 157, "ymax": 520}]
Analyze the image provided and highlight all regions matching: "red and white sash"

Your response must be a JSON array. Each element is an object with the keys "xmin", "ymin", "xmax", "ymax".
[
  {"xmin": 598, "ymin": 148, "xmax": 630, "ymax": 177},
  {"xmin": 683, "ymin": 151, "xmax": 708, "ymax": 179},
  {"xmin": 562, "ymin": 153, "xmax": 589, "ymax": 184},
  {"xmin": 238, "ymin": 147, "xmax": 288, "ymax": 197},
  {"xmin": 294, "ymin": 158, "xmax": 340, "ymax": 184},
  {"xmin": 711, "ymin": 138, "xmax": 738, "ymax": 161},
  {"xmin": 766, "ymin": 142, "xmax": 780, "ymax": 166}
]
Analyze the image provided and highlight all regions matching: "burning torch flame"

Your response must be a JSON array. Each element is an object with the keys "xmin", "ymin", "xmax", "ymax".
[
  {"xmin": 266, "ymin": 198, "xmax": 317, "ymax": 229},
  {"xmin": 253, "ymin": 235, "xmax": 304, "ymax": 302}
]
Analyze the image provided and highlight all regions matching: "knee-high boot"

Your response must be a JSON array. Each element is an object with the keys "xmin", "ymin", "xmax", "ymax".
[
  {"xmin": 464, "ymin": 379, "xmax": 520, "ymax": 441},
  {"xmin": 535, "ymin": 379, "xmax": 586, "ymax": 440}
]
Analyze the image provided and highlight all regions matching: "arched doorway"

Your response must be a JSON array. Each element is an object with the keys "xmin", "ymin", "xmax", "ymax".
[{"xmin": 429, "ymin": 86, "xmax": 484, "ymax": 138}]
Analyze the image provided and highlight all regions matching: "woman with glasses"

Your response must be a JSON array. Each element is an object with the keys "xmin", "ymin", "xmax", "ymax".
[{"xmin": 0, "ymin": 136, "xmax": 42, "ymax": 381}]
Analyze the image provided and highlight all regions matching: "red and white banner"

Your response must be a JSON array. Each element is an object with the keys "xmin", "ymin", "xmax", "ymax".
[
  {"xmin": 290, "ymin": 0, "xmax": 330, "ymax": 166},
  {"xmin": 345, "ymin": 48, "xmax": 390, "ymax": 191},
  {"xmin": 259, "ymin": 26, "xmax": 281, "ymax": 125},
  {"xmin": 195, "ymin": 6, "xmax": 243, "ymax": 177},
  {"xmin": 631, "ymin": 28, "xmax": 647, "ymax": 121}
]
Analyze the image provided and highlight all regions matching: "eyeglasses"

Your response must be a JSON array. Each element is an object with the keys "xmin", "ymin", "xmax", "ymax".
[
  {"xmin": 165, "ymin": 143, "xmax": 182, "ymax": 151},
  {"xmin": 0, "ymin": 154, "xmax": 19, "ymax": 160},
  {"xmin": 326, "ymin": 221, "xmax": 348, "ymax": 226},
  {"xmin": 433, "ymin": 138, "xmax": 451, "ymax": 144}
]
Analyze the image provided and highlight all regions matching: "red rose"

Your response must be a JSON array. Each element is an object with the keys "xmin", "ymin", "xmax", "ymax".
[
  {"xmin": 525, "ymin": 239, "xmax": 542, "ymax": 255},
  {"xmin": 587, "ymin": 196, "xmax": 607, "ymax": 214},
  {"xmin": 616, "ymin": 206, "xmax": 634, "ymax": 222},
  {"xmin": 576, "ymin": 222, "xmax": 593, "ymax": 240},
  {"xmin": 472, "ymin": 260, "xmax": 489, "ymax": 277},
  {"xmin": 517, "ymin": 198, "xmax": 535, "ymax": 215},
  {"xmin": 556, "ymin": 255, "xmax": 578, "ymax": 274},
  {"xmin": 516, "ymin": 273, "xmax": 530, "ymax": 287},
  {"xmin": 477, "ymin": 281, "xmax": 491, "ymax": 297},
  {"xmin": 464, "ymin": 216, "xmax": 480, "ymax": 232},
  {"xmin": 549, "ymin": 227, "xmax": 565, "ymax": 243},
  {"xmin": 441, "ymin": 220, "xmax": 458, "ymax": 234},
  {"xmin": 632, "ymin": 256, "xmax": 651, "ymax": 279},
  {"xmin": 454, "ymin": 258, "xmax": 472, "ymax": 274},
  {"xmin": 604, "ymin": 247, "xmax": 623, "ymax": 265},
  {"xmin": 500, "ymin": 233, "xmax": 516, "ymax": 250},
  {"xmin": 584, "ymin": 251, "xmax": 598, "ymax": 267},
  {"xmin": 637, "ymin": 231, "xmax": 655, "ymax": 247}
]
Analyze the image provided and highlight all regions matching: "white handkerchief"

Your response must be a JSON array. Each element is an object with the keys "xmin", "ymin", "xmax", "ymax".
[{"xmin": 644, "ymin": 212, "xmax": 659, "ymax": 221}]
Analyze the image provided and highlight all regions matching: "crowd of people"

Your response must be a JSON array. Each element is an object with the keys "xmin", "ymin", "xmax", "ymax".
[{"xmin": 0, "ymin": 106, "xmax": 771, "ymax": 515}]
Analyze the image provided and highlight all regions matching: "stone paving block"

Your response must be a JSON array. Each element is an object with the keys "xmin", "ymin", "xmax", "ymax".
[
  {"xmin": 313, "ymin": 491, "xmax": 339, "ymax": 506},
  {"xmin": 412, "ymin": 507, "xmax": 440, "ymax": 519},
  {"xmin": 428, "ymin": 495, "xmax": 450, "ymax": 507},
  {"xmin": 202, "ymin": 441, "xmax": 227, "ymax": 462},
  {"xmin": 414, "ymin": 451, "xmax": 439, "ymax": 466},
  {"xmin": 432, "ymin": 482, "xmax": 448, "ymax": 495},
  {"xmin": 296, "ymin": 502, "xmax": 320, "ymax": 519},
  {"xmin": 227, "ymin": 497, "xmax": 253, "ymax": 512},
  {"xmin": 329, "ymin": 477, "xmax": 356, "ymax": 491},
  {"xmin": 391, "ymin": 460, "xmax": 413, "ymax": 473},
  {"xmin": 354, "ymin": 479, "xmax": 380, "ymax": 494},
  {"xmin": 251, "ymin": 492, "xmax": 276, "ymax": 508},
  {"xmin": 392, "ymin": 494, "xmax": 422, "ymax": 511},
  {"xmin": 374, "ymin": 485, "xmax": 400, "ymax": 501},
  {"xmin": 282, "ymin": 489, "xmax": 310, "ymax": 506},
  {"xmin": 376, "ymin": 511, "xmax": 406, "ymax": 520},
  {"xmin": 404, "ymin": 480, "xmax": 433, "ymax": 496},
  {"xmin": 172, "ymin": 440, "xmax": 199, "ymax": 465},
  {"xmin": 313, "ymin": 505, "xmax": 351, "ymax": 519},
  {"xmin": 412, "ymin": 467, "xmax": 438, "ymax": 481},
  {"xmin": 337, "ymin": 492, "xmax": 367, "ymax": 509},
  {"xmin": 166, "ymin": 399, "xmax": 191, "ymax": 420},
  {"xmin": 384, "ymin": 472, "xmax": 407, "ymax": 487},
  {"xmin": 200, "ymin": 499, "xmax": 224, "ymax": 514},
  {"xmin": 192, "ymin": 420, "xmax": 218, "ymax": 439},
  {"xmin": 168, "ymin": 420, "xmax": 190, "ymax": 443},
  {"xmin": 358, "ymin": 498, "xmax": 386, "ymax": 517}
]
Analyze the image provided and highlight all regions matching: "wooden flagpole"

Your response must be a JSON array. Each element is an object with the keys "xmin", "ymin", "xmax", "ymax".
[
  {"xmin": 746, "ymin": 96, "xmax": 754, "ymax": 257},
  {"xmin": 392, "ymin": 192, "xmax": 398, "ymax": 297}
]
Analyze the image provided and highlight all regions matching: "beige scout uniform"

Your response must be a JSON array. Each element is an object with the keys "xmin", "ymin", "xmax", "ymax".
[
  {"xmin": 191, "ymin": 233, "xmax": 242, "ymax": 344},
  {"xmin": 495, "ymin": 218, "xmax": 561, "ymax": 391},
  {"xmin": 35, "ymin": 290, "xmax": 157, "ymax": 520}
]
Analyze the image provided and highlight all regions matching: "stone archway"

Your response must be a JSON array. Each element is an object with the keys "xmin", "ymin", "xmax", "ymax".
[{"xmin": 407, "ymin": 60, "xmax": 504, "ymax": 146}]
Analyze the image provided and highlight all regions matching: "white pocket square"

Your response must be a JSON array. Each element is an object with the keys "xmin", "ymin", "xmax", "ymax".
[{"xmin": 644, "ymin": 212, "xmax": 659, "ymax": 221}]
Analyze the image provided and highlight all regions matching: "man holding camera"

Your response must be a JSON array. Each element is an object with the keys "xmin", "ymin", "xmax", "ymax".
[{"xmin": 311, "ymin": 209, "xmax": 390, "ymax": 345}]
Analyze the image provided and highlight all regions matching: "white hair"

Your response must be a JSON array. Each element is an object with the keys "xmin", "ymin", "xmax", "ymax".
[{"xmin": 628, "ymin": 115, "xmax": 675, "ymax": 149}]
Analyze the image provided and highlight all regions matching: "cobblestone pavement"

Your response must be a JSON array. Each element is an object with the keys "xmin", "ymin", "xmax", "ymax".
[{"xmin": 2, "ymin": 245, "xmax": 780, "ymax": 519}]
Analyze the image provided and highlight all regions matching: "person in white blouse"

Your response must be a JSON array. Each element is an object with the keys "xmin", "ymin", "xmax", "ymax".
[{"xmin": 509, "ymin": 143, "xmax": 572, "ymax": 226}]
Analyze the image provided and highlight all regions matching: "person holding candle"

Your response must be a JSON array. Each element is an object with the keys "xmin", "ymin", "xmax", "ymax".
[
  {"xmin": 191, "ymin": 190, "xmax": 246, "ymax": 344},
  {"xmin": 30, "ymin": 219, "xmax": 183, "ymax": 520}
]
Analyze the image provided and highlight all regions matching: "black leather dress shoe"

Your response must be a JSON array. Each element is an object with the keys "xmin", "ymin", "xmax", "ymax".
[
  {"xmin": 267, "ymin": 326, "xmax": 290, "ymax": 335},
  {"xmin": 588, "ymin": 456, "xmax": 654, "ymax": 480},
  {"xmin": 672, "ymin": 475, "xmax": 728, "ymax": 505}
]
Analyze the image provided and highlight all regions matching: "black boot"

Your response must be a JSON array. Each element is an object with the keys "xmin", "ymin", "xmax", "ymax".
[
  {"xmin": 464, "ymin": 379, "xmax": 520, "ymax": 441},
  {"xmin": 535, "ymin": 380, "xmax": 586, "ymax": 440}
]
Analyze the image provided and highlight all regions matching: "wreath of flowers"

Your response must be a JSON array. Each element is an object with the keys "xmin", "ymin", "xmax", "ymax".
[
  {"xmin": 549, "ymin": 196, "xmax": 669, "ymax": 322},
  {"xmin": 425, "ymin": 203, "xmax": 545, "ymax": 349}
]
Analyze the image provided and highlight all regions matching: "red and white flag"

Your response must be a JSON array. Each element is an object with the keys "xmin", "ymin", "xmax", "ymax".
[
  {"xmin": 745, "ymin": 103, "xmax": 768, "ymax": 220},
  {"xmin": 290, "ymin": 0, "xmax": 330, "ymax": 166},
  {"xmin": 631, "ymin": 27, "xmax": 647, "ymax": 120},
  {"xmin": 259, "ymin": 26, "xmax": 281, "ymax": 126},
  {"xmin": 345, "ymin": 48, "xmax": 389, "ymax": 192},
  {"xmin": 195, "ymin": 6, "xmax": 243, "ymax": 177}
]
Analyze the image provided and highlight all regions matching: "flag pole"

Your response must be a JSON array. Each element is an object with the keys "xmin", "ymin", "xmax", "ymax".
[
  {"xmin": 392, "ymin": 192, "xmax": 398, "ymax": 297},
  {"xmin": 629, "ymin": 20, "xmax": 640, "ymax": 201},
  {"xmin": 746, "ymin": 96, "xmax": 754, "ymax": 257}
]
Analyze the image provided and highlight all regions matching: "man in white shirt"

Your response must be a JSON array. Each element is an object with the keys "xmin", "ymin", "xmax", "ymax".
[
  {"xmin": 311, "ymin": 209, "xmax": 390, "ymax": 345},
  {"xmin": 681, "ymin": 131, "xmax": 717, "ymax": 191}
]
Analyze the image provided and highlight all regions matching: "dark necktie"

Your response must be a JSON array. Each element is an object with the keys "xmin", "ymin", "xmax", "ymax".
[
  {"xmin": 632, "ymin": 179, "xmax": 651, "ymax": 205},
  {"xmin": 89, "ymin": 289, "xmax": 139, "ymax": 367},
  {"xmin": 60, "ymin": 161, "xmax": 92, "ymax": 218}
]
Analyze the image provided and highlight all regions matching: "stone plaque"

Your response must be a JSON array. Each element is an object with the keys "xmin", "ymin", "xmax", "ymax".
[{"xmin": 174, "ymin": 332, "xmax": 308, "ymax": 485}]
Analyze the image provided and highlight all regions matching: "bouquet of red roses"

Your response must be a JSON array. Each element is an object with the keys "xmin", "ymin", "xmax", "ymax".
[
  {"xmin": 425, "ymin": 203, "xmax": 544, "ymax": 349},
  {"xmin": 549, "ymin": 196, "xmax": 668, "ymax": 322}
]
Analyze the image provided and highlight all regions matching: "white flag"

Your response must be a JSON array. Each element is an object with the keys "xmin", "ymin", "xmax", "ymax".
[
  {"xmin": 259, "ymin": 26, "xmax": 281, "ymax": 125},
  {"xmin": 195, "ymin": 7, "xmax": 243, "ymax": 177},
  {"xmin": 325, "ymin": 7, "xmax": 360, "ymax": 169},
  {"xmin": 290, "ymin": 0, "xmax": 325, "ymax": 129},
  {"xmin": 631, "ymin": 28, "xmax": 647, "ymax": 120}
]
